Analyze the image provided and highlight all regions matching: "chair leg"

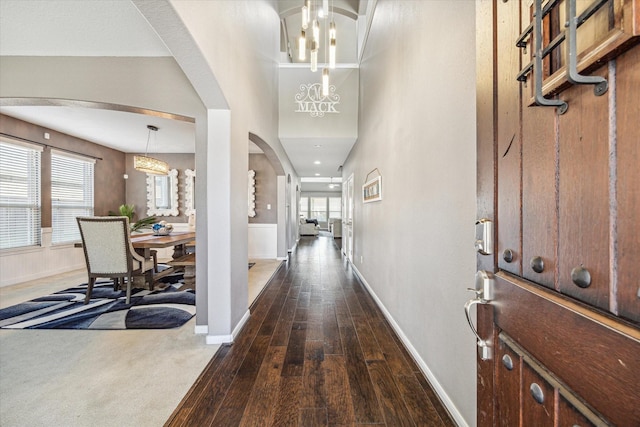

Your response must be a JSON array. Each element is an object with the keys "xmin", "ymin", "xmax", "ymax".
[
  {"xmin": 84, "ymin": 277, "xmax": 95, "ymax": 305},
  {"xmin": 125, "ymin": 275, "xmax": 132, "ymax": 305}
]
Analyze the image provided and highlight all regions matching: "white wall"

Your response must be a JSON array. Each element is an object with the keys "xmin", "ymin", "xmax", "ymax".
[
  {"xmin": 158, "ymin": 0, "xmax": 298, "ymax": 340},
  {"xmin": 342, "ymin": 1, "xmax": 477, "ymax": 425}
]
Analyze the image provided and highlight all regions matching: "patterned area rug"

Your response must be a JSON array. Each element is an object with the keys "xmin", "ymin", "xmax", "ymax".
[{"xmin": 0, "ymin": 278, "xmax": 195, "ymax": 330}]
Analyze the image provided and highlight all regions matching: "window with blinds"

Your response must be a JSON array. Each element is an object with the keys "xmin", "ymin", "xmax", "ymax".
[
  {"xmin": 51, "ymin": 151, "xmax": 95, "ymax": 245},
  {"xmin": 329, "ymin": 197, "xmax": 341, "ymax": 219},
  {"xmin": 0, "ymin": 138, "xmax": 42, "ymax": 250},
  {"xmin": 299, "ymin": 196, "xmax": 309, "ymax": 218}
]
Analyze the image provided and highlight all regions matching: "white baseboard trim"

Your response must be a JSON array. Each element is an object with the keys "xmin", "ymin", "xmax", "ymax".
[
  {"xmin": 351, "ymin": 264, "xmax": 469, "ymax": 427},
  {"xmin": 232, "ymin": 309, "xmax": 251, "ymax": 338},
  {"xmin": 205, "ymin": 309, "xmax": 251, "ymax": 345},
  {"xmin": 194, "ymin": 324, "xmax": 208, "ymax": 335},
  {"xmin": 206, "ymin": 334, "xmax": 232, "ymax": 345},
  {"xmin": 276, "ymin": 256, "xmax": 288, "ymax": 261}
]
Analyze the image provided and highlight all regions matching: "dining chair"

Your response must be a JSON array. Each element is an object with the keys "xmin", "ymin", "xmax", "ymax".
[{"xmin": 76, "ymin": 216, "xmax": 155, "ymax": 304}]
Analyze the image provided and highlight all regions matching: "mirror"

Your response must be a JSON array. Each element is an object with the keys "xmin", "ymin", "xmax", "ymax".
[
  {"xmin": 146, "ymin": 169, "xmax": 179, "ymax": 216},
  {"xmin": 248, "ymin": 170, "xmax": 256, "ymax": 217},
  {"xmin": 184, "ymin": 169, "xmax": 196, "ymax": 216}
]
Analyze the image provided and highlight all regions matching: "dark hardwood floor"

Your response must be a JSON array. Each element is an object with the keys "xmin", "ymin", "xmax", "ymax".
[{"xmin": 165, "ymin": 235, "xmax": 455, "ymax": 426}]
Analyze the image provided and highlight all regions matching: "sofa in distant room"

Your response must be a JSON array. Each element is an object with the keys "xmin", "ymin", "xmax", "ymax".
[{"xmin": 299, "ymin": 217, "xmax": 320, "ymax": 236}]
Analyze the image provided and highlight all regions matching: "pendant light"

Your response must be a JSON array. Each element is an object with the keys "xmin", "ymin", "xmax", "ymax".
[
  {"xmin": 329, "ymin": 20, "xmax": 336, "ymax": 69},
  {"xmin": 301, "ymin": 6, "xmax": 309, "ymax": 29},
  {"xmin": 310, "ymin": 40, "xmax": 318, "ymax": 72},
  {"xmin": 322, "ymin": 68, "xmax": 329, "ymax": 96},
  {"xmin": 298, "ymin": 30, "xmax": 306, "ymax": 60},
  {"xmin": 133, "ymin": 125, "xmax": 169, "ymax": 175},
  {"xmin": 312, "ymin": 19, "xmax": 320, "ymax": 44}
]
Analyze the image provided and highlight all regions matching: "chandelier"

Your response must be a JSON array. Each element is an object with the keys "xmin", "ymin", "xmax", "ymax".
[
  {"xmin": 133, "ymin": 125, "xmax": 169, "ymax": 175},
  {"xmin": 299, "ymin": 0, "xmax": 336, "ymax": 96}
]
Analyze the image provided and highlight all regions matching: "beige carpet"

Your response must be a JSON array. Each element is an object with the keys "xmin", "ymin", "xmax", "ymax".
[{"xmin": 0, "ymin": 261, "xmax": 284, "ymax": 427}]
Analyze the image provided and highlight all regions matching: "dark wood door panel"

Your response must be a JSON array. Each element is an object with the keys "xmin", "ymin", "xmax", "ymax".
[
  {"xmin": 496, "ymin": 0, "xmax": 523, "ymax": 276},
  {"xmin": 558, "ymin": 395, "xmax": 597, "ymax": 427},
  {"xmin": 493, "ymin": 272, "xmax": 640, "ymax": 426},
  {"xmin": 521, "ymin": 362, "xmax": 554, "ymax": 427},
  {"xmin": 495, "ymin": 340, "xmax": 520, "ymax": 426},
  {"xmin": 520, "ymin": 2, "xmax": 557, "ymax": 290},
  {"xmin": 557, "ymin": 66, "xmax": 611, "ymax": 311},
  {"xmin": 615, "ymin": 46, "xmax": 640, "ymax": 324},
  {"xmin": 521, "ymin": 102, "xmax": 557, "ymax": 289}
]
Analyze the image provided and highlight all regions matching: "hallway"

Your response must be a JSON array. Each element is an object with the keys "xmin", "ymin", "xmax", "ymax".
[{"xmin": 166, "ymin": 235, "xmax": 455, "ymax": 426}]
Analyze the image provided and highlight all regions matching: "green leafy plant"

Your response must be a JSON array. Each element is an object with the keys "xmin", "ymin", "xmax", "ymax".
[{"xmin": 108, "ymin": 204, "xmax": 156, "ymax": 233}]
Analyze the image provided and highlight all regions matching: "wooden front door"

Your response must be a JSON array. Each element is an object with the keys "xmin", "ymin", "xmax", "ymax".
[{"xmin": 475, "ymin": 0, "xmax": 639, "ymax": 425}]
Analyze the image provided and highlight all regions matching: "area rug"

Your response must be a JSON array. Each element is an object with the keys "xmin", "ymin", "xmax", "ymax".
[{"xmin": 0, "ymin": 279, "xmax": 195, "ymax": 330}]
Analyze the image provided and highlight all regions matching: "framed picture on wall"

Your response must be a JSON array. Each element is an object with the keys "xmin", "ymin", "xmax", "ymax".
[{"xmin": 362, "ymin": 175, "xmax": 382, "ymax": 203}]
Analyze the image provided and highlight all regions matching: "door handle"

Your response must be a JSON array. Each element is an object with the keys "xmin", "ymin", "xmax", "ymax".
[{"xmin": 464, "ymin": 270, "xmax": 495, "ymax": 360}]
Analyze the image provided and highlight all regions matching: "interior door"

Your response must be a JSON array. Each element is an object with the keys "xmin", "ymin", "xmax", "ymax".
[
  {"xmin": 474, "ymin": 0, "xmax": 640, "ymax": 425},
  {"xmin": 343, "ymin": 173, "xmax": 354, "ymax": 261}
]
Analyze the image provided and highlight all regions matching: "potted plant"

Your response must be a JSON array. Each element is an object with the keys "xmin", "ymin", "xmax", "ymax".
[{"xmin": 109, "ymin": 204, "xmax": 156, "ymax": 233}]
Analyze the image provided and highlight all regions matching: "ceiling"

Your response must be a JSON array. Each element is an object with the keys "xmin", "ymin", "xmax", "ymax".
[{"xmin": 0, "ymin": 0, "xmax": 366, "ymax": 182}]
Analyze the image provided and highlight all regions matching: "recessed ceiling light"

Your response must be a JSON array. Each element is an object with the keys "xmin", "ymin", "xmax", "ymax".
[
  {"xmin": 314, "ymin": 144, "xmax": 322, "ymax": 148},
  {"xmin": 315, "ymin": 173, "xmax": 320, "ymax": 176},
  {"xmin": 314, "ymin": 160, "xmax": 321, "ymax": 164}
]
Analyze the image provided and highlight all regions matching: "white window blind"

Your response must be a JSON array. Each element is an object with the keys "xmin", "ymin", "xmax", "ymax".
[
  {"xmin": 329, "ymin": 197, "xmax": 342, "ymax": 219},
  {"xmin": 0, "ymin": 138, "xmax": 42, "ymax": 250},
  {"xmin": 51, "ymin": 151, "xmax": 95, "ymax": 244},
  {"xmin": 299, "ymin": 196, "xmax": 309, "ymax": 218},
  {"xmin": 310, "ymin": 197, "xmax": 327, "ymax": 222}
]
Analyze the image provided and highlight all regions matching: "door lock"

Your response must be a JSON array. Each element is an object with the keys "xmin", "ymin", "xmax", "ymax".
[
  {"xmin": 475, "ymin": 218, "xmax": 493, "ymax": 255},
  {"xmin": 464, "ymin": 270, "xmax": 495, "ymax": 360}
]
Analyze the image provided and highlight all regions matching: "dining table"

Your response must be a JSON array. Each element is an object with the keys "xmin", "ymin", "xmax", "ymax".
[
  {"xmin": 130, "ymin": 231, "xmax": 196, "ymax": 260},
  {"xmin": 130, "ymin": 231, "xmax": 196, "ymax": 286}
]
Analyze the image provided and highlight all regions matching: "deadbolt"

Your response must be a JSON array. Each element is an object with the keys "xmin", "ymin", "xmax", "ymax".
[{"xmin": 571, "ymin": 266, "xmax": 591, "ymax": 288}]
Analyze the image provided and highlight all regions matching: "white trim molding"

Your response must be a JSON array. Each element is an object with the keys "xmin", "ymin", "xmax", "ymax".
[
  {"xmin": 350, "ymin": 263, "xmax": 469, "ymax": 427},
  {"xmin": 205, "ymin": 309, "xmax": 250, "ymax": 345},
  {"xmin": 194, "ymin": 324, "xmax": 208, "ymax": 335}
]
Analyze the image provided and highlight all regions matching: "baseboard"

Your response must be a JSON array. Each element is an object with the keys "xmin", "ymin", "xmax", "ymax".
[
  {"xmin": 205, "ymin": 309, "xmax": 250, "ymax": 345},
  {"xmin": 206, "ymin": 334, "xmax": 232, "ymax": 345},
  {"xmin": 351, "ymin": 264, "xmax": 469, "ymax": 427},
  {"xmin": 194, "ymin": 324, "xmax": 208, "ymax": 335},
  {"xmin": 232, "ymin": 309, "xmax": 251, "ymax": 338}
]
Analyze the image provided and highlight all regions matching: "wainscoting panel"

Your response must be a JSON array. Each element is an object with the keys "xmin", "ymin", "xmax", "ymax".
[
  {"xmin": 0, "ymin": 228, "xmax": 85, "ymax": 287},
  {"xmin": 248, "ymin": 223, "xmax": 278, "ymax": 259}
]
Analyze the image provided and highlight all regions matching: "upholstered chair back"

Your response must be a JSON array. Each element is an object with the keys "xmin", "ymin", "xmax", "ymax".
[{"xmin": 77, "ymin": 216, "xmax": 132, "ymax": 275}]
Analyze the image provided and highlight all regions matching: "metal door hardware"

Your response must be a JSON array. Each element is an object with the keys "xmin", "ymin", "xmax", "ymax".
[
  {"xmin": 516, "ymin": 0, "xmax": 611, "ymax": 112},
  {"xmin": 503, "ymin": 248, "xmax": 514, "ymax": 263},
  {"xmin": 502, "ymin": 354, "xmax": 514, "ymax": 370},
  {"xmin": 533, "ymin": 0, "xmax": 568, "ymax": 114},
  {"xmin": 475, "ymin": 218, "xmax": 493, "ymax": 255},
  {"xmin": 530, "ymin": 256, "xmax": 545, "ymax": 273},
  {"xmin": 530, "ymin": 383, "xmax": 545, "ymax": 404},
  {"xmin": 464, "ymin": 271, "xmax": 495, "ymax": 360},
  {"xmin": 571, "ymin": 266, "xmax": 592, "ymax": 288},
  {"xmin": 565, "ymin": 0, "xmax": 608, "ymax": 95}
]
